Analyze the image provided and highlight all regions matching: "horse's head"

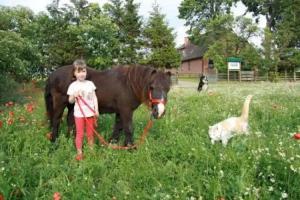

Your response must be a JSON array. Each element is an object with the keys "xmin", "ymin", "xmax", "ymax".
[{"xmin": 148, "ymin": 70, "xmax": 171, "ymax": 119}]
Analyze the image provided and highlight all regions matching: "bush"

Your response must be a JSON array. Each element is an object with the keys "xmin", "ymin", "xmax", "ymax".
[
  {"xmin": 268, "ymin": 72, "xmax": 279, "ymax": 82},
  {"xmin": 0, "ymin": 75, "xmax": 23, "ymax": 104}
]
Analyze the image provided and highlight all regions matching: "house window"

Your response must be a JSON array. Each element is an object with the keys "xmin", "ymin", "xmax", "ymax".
[{"xmin": 188, "ymin": 61, "xmax": 191, "ymax": 71}]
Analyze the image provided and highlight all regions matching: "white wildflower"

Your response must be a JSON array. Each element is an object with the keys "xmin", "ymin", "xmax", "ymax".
[
  {"xmin": 281, "ymin": 192, "xmax": 288, "ymax": 199},
  {"xmin": 219, "ymin": 170, "xmax": 224, "ymax": 178},
  {"xmin": 268, "ymin": 186, "xmax": 274, "ymax": 192},
  {"xmin": 290, "ymin": 165, "xmax": 296, "ymax": 172}
]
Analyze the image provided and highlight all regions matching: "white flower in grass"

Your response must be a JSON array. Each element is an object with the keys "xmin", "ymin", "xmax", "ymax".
[
  {"xmin": 219, "ymin": 170, "xmax": 224, "ymax": 178},
  {"xmin": 270, "ymin": 178, "xmax": 275, "ymax": 183},
  {"xmin": 279, "ymin": 152, "xmax": 286, "ymax": 158},
  {"xmin": 268, "ymin": 186, "xmax": 274, "ymax": 192},
  {"xmin": 281, "ymin": 192, "xmax": 288, "ymax": 199},
  {"xmin": 1, "ymin": 167, "xmax": 4, "ymax": 171},
  {"xmin": 290, "ymin": 165, "xmax": 296, "ymax": 172}
]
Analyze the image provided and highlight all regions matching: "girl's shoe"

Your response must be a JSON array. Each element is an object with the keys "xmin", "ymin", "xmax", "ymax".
[{"xmin": 75, "ymin": 154, "xmax": 84, "ymax": 161}]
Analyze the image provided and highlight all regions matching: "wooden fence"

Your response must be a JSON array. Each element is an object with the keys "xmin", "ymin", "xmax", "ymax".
[{"xmin": 176, "ymin": 71, "xmax": 300, "ymax": 82}]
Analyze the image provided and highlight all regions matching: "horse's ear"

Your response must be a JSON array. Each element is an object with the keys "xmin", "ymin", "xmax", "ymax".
[
  {"xmin": 151, "ymin": 70, "xmax": 157, "ymax": 76},
  {"xmin": 165, "ymin": 71, "xmax": 171, "ymax": 77}
]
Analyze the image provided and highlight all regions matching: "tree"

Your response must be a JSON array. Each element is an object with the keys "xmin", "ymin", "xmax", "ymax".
[
  {"xmin": 204, "ymin": 15, "xmax": 260, "ymax": 72},
  {"xmin": 122, "ymin": 0, "xmax": 143, "ymax": 64},
  {"xmin": 103, "ymin": 0, "xmax": 142, "ymax": 64},
  {"xmin": 0, "ymin": 6, "xmax": 41, "ymax": 80},
  {"xmin": 32, "ymin": 1, "xmax": 120, "ymax": 70},
  {"xmin": 241, "ymin": 0, "xmax": 300, "ymax": 73},
  {"xmin": 179, "ymin": 0, "xmax": 234, "ymax": 37},
  {"xmin": 143, "ymin": 3, "xmax": 180, "ymax": 69}
]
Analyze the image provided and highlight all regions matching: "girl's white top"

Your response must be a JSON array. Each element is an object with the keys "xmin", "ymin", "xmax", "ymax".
[{"xmin": 67, "ymin": 80, "xmax": 97, "ymax": 117}]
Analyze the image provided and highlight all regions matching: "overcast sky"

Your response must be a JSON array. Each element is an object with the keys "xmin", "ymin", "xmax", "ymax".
[{"xmin": 0, "ymin": 0, "xmax": 264, "ymax": 46}]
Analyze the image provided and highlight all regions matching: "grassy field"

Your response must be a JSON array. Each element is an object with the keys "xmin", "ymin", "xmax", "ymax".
[{"xmin": 0, "ymin": 82, "xmax": 300, "ymax": 200}]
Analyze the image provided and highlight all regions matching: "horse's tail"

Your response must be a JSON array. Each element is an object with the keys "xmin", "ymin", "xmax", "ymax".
[{"xmin": 44, "ymin": 78, "xmax": 53, "ymax": 126}]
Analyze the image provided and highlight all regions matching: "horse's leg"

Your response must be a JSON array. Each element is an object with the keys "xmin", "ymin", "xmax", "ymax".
[
  {"xmin": 51, "ymin": 94, "xmax": 67, "ymax": 142},
  {"xmin": 109, "ymin": 113, "xmax": 123, "ymax": 143},
  {"xmin": 120, "ymin": 110, "xmax": 134, "ymax": 146},
  {"xmin": 66, "ymin": 103, "xmax": 75, "ymax": 138}
]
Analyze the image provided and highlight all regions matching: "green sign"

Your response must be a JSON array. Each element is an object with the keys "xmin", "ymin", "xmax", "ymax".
[{"xmin": 227, "ymin": 57, "xmax": 242, "ymax": 62}]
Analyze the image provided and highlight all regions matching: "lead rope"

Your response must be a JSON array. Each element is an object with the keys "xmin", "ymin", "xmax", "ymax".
[{"xmin": 76, "ymin": 96, "xmax": 153, "ymax": 150}]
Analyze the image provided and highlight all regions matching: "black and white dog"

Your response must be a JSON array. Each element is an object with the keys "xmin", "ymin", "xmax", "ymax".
[{"xmin": 197, "ymin": 75, "xmax": 208, "ymax": 92}]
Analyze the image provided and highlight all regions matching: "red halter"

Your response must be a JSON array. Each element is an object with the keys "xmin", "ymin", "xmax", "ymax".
[{"xmin": 148, "ymin": 90, "xmax": 166, "ymax": 107}]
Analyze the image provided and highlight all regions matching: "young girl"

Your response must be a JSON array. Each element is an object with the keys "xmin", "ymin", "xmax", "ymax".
[{"xmin": 67, "ymin": 59, "xmax": 99, "ymax": 161}]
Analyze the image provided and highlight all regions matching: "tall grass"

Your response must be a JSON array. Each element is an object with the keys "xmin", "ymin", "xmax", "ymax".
[{"xmin": 0, "ymin": 82, "xmax": 300, "ymax": 199}]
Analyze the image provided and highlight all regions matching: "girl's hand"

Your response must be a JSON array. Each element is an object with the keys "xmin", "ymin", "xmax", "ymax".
[
  {"xmin": 74, "ymin": 90, "xmax": 82, "ymax": 97},
  {"xmin": 94, "ymin": 116, "xmax": 98, "ymax": 127},
  {"xmin": 95, "ymin": 111, "xmax": 99, "ymax": 118}
]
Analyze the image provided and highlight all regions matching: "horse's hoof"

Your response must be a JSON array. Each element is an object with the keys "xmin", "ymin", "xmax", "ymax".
[
  {"xmin": 46, "ymin": 132, "xmax": 52, "ymax": 140},
  {"xmin": 109, "ymin": 139, "xmax": 118, "ymax": 144}
]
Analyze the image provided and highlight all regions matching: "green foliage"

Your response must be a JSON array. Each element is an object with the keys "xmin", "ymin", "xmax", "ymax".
[
  {"xmin": 179, "ymin": 0, "xmax": 234, "ymax": 36},
  {"xmin": 143, "ymin": 3, "xmax": 180, "ymax": 69},
  {"xmin": 203, "ymin": 15, "xmax": 261, "ymax": 72},
  {"xmin": 1, "ymin": 82, "xmax": 300, "ymax": 199},
  {"xmin": 103, "ymin": 0, "xmax": 143, "ymax": 64},
  {"xmin": 0, "ymin": 6, "xmax": 41, "ymax": 81},
  {"xmin": 0, "ymin": 30, "xmax": 41, "ymax": 81},
  {"xmin": 0, "ymin": 75, "xmax": 23, "ymax": 104}
]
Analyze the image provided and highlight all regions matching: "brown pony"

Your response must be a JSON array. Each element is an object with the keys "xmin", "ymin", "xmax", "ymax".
[{"xmin": 45, "ymin": 64, "xmax": 171, "ymax": 146}]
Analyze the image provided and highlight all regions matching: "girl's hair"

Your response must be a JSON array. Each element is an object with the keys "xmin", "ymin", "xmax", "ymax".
[
  {"xmin": 72, "ymin": 59, "xmax": 87, "ymax": 80},
  {"xmin": 73, "ymin": 59, "xmax": 87, "ymax": 72}
]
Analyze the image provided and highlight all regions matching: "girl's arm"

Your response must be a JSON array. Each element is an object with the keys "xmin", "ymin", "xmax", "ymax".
[
  {"xmin": 68, "ymin": 91, "xmax": 81, "ymax": 104},
  {"xmin": 69, "ymin": 95, "xmax": 76, "ymax": 104},
  {"xmin": 93, "ymin": 91, "xmax": 99, "ymax": 117}
]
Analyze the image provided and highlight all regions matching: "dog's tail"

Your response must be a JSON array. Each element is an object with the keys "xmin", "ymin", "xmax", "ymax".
[{"xmin": 240, "ymin": 95, "xmax": 253, "ymax": 120}]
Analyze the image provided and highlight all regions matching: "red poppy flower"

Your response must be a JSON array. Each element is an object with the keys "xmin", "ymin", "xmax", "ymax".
[
  {"xmin": 0, "ymin": 193, "xmax": 4, "ymax": 200},
  {"xmin": 9, "ymin": 111, "xmax": 14, "ymax": 117},
  {"xmin": 26, "ymin": 103, "xmax": 34, "ymax": 113},
  {"xmin": 294, "ymin": 133, "xmax": 300, "ymax": 140},
  {"xmin": 0, "ymin": 120, "xmax": 3, "ymax": 128},
  {"xmin": 53, "ymin": 192, "xmax": 61, "ymax": 200}
]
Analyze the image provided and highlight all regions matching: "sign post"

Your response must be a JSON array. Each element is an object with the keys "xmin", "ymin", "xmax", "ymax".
[{"xmin": 227, "ymin": 57, "xmax": 242, "ymax": 82}]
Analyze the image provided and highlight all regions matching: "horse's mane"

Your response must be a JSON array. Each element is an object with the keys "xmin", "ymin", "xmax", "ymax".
[{"xmin": 118, "ymin": 64, "xmax": 155, "ymax": 104}]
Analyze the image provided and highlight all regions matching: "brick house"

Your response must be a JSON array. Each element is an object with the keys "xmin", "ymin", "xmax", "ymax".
[{"xmin": 176, "ymin": 37, "xmax": 215, "ymax": 76}]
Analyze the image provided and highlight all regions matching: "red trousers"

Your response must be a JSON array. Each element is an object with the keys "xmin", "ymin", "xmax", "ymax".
[{"xmin": 75, "ymin": 117, "xmax": 95, "ymax": 150}]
